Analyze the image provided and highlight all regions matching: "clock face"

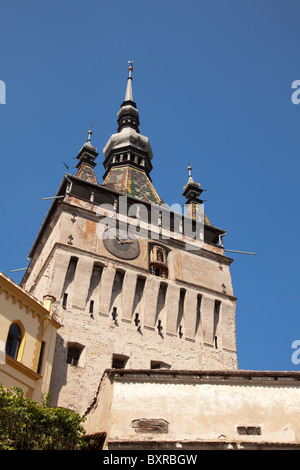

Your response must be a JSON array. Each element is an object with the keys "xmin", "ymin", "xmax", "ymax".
[{"xmin": 103, "ymin": 227, "xmax": 140, "ymax": 260}]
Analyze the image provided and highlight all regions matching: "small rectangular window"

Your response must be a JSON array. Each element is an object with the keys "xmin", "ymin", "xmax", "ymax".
[
  {"xmin": 237, "ymin": 426, "xmax": 261, "ymax": 435},
  {"xmin": 112, "ymin": 354, "xmax": 128, "ymax": 369},
  {"xmin": 67, "ymin": 346, "xmax": 82, "ymax": 366},
  {"xmin": 112, "ymin": 307, "xmax": 118, "ymax": 321},
  {"xmin": 213, "ymin": 300, "xmax": 221, "ymax": 347},
  {"xmin": 134, "ymin": 313, "xmax": 140, "ymax": 327},
  {"xmin": 177, "ymin": 289, "xmax": 186, "ymax": 335},
  {"xmin": 157, "ymin": 319, "xmax": 163, "ymax": 334},
  {"xmin": 151, "ymin": 361, "xmax": 170, "ymax": 370},
  {"xmin": 62, "ymin": 293, "xmax": 68, "ymax": 309}
]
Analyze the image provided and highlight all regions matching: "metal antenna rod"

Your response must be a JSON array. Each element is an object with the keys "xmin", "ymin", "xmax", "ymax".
[
  {"xmin": 41, "ymin": 195, "xmax": 64, "ymax": 201},
  {"xmin": 224, "ymin": 249, "xmax": 256, "ymax": 255}
]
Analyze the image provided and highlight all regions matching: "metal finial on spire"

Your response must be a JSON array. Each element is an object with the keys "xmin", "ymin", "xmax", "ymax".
[
  {"xmin": 183, "ymin": 162, "xmax": 201, "ymax": 193},
  {"xmin": 128, "ymin": 60, "xmax": 134, "ymax": 77},
  {"xmin": 87, "ymin": 129, "xmax": 92, "ymax": 144},
  {"xmin": 125, "ymin": 60, "xmax": 134, "ymax": 101},
  {"xmin": 187, "ymin": 162, "xmax": 194, "ymax": 183}
]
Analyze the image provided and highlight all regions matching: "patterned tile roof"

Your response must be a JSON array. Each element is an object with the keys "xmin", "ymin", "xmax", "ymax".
[
  {"xmin": 102, "ymin": 166, "xmax": 163, "ymax": 204},
  {"xmin": 76, "ymin": 162, "xmax": 98, "ymax": 185},
  {"xmin": 185, "ymin": 200, "xmax": 212, "ymax": 226},
  {"xmin": 102, "ymin": 165, "xmax": 212, "ymax": 225}
]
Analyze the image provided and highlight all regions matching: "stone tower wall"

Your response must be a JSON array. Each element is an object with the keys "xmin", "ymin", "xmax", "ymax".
[{"xmin": 22, "ymin": 190, "xmax": 237, "ymax": 414}]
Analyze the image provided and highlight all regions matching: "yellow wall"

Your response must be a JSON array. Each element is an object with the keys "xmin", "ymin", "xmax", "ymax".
[{"xmin": 0, "ymin": 273, "xmax": 60, "ymax": 401}]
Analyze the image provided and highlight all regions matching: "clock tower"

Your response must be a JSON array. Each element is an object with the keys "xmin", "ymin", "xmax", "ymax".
[{"xmin": 21, "ymin": 64, "xmax": 238, "ymax": 414}]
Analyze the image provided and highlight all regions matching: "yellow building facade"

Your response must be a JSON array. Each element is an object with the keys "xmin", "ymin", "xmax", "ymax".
[{"xmin": 0, "ymin": 272, "xmax": 61, "ymax": 401}]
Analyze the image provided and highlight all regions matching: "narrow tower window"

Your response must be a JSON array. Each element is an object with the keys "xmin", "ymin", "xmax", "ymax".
[
  {"xmin": 157, "ymin": 319, "xmax": 163, "ymax": 335},
  {"xmin": 112, "ymin": 307, "xmax": 118, "ymax": 322},
  {"xmin": 177, "ymin": 288, "xmax": 186, "ymax": 335},
  {"xmin": 155, "ymin": 282, "xmax": 167, "ymax": 328},
  {"xmin": 214, "ymin": 300, "xmax": 221, "ymax": 348},
  {"xmin": 62, "ymin": 293, "xmax": 68, "ymax": 309},
  {"xmin": 195, "ymin": 294, "xmax": 202, "ymax": 335},
  {"xmin": 134, "ymin": 313, "xmax": 140, "ymax": 327}
]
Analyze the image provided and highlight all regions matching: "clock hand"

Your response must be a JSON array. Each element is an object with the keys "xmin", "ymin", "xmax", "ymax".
[{"xmin": 115, "ymin": 234, "xmax": 123, "ymax": 244}]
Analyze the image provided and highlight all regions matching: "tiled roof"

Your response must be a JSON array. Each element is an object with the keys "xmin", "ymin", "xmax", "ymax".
[
  {"xmin": 102, "ymin": 166, "xmax": 213, "ymax": 225},
  {"xmin": 185, "ymin": 200, "xmax": 212, "ymax": 226},
  {"xmin": 102, "ymin": 166, "xmax": 163, "ymax": 204},
  {"xmin": 76, "ymin": 163, "xmax": 98, "ymax": 185}
]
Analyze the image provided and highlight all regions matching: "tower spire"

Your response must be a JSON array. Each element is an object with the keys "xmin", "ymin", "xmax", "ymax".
[
  {"xmin": 184, "ymin": 163, "xmax": 201, "ymax": 192},
  {"xmin": 117, "ymin": 60, "xmax": 140, "ymax": 133},
  {"xmin": 87, "ymin": 129, "xmax": 92, "ymax": 146},
  {"xmin": 102, "ymin": 62, "xmax": 163, "ymax": 204},
  {"xmin": 124, "ymin": 61, "xmax": 134, "ymax": 102},
  {"xmin": 187, "ymin": 162, "xmax": 196, "ymax": 185}
]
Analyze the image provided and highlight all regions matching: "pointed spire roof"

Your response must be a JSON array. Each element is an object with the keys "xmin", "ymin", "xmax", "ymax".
[
  {"xmin": 101, "ymin": 62, "xmax": 163, "ymax": 204},
  {"xmin": 183, "ymin": 164, "xmax": 212, "ymax": 225},
  {"xmin": 184, "ymin": 164, "xmax": 201, "ymax": 191},
  {"xmin": 75, "ymin": 129, "xmax": 98, "ymax": 184},
  {"xmin": 117, "ymin": 62, "xmax": 140, "ymax": 133},
  {"xmin": 183, "ymin": 163, "xmax": 202, "ymax": 198},
  {"xmin": 124, "ymin": 61, "xmax": 134, "ymax": 102}
]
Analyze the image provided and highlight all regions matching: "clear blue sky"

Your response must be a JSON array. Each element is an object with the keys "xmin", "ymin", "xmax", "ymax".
[{"xmin": 1, "ymin": 0, "xmax": 300, "ymax": 371}]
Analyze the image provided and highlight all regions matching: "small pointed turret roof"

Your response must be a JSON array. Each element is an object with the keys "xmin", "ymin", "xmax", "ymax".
[
  {"xmin": 75, "ymin": 129, "xmax": 98, "ymax": 184},
  {"xmin": 183, "ymin": 164, "xmax": 201, "ymax": 192},
  {"xmin": 183, "ymin": 163, "xmax": 203, "ymax": 199},
  {"xmin": 183, "ymin": 164, "xmax": 211, "ymax": 225}
]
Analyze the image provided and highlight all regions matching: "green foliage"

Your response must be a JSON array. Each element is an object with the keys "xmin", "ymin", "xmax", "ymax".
[{"xmin": 0, "ymin": 384, "xmax": 87, "ymax": 450}]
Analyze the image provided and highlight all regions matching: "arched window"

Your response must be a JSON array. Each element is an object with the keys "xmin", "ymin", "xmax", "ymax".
[{"xmin": 5, "ymin": 323, "xmax": 23, "ymax": 360}]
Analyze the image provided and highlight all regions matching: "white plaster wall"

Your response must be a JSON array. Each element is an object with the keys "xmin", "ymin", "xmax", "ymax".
[{"xmin": 107, "ymin": 378, "xmax": 300, "ymax": 444}]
